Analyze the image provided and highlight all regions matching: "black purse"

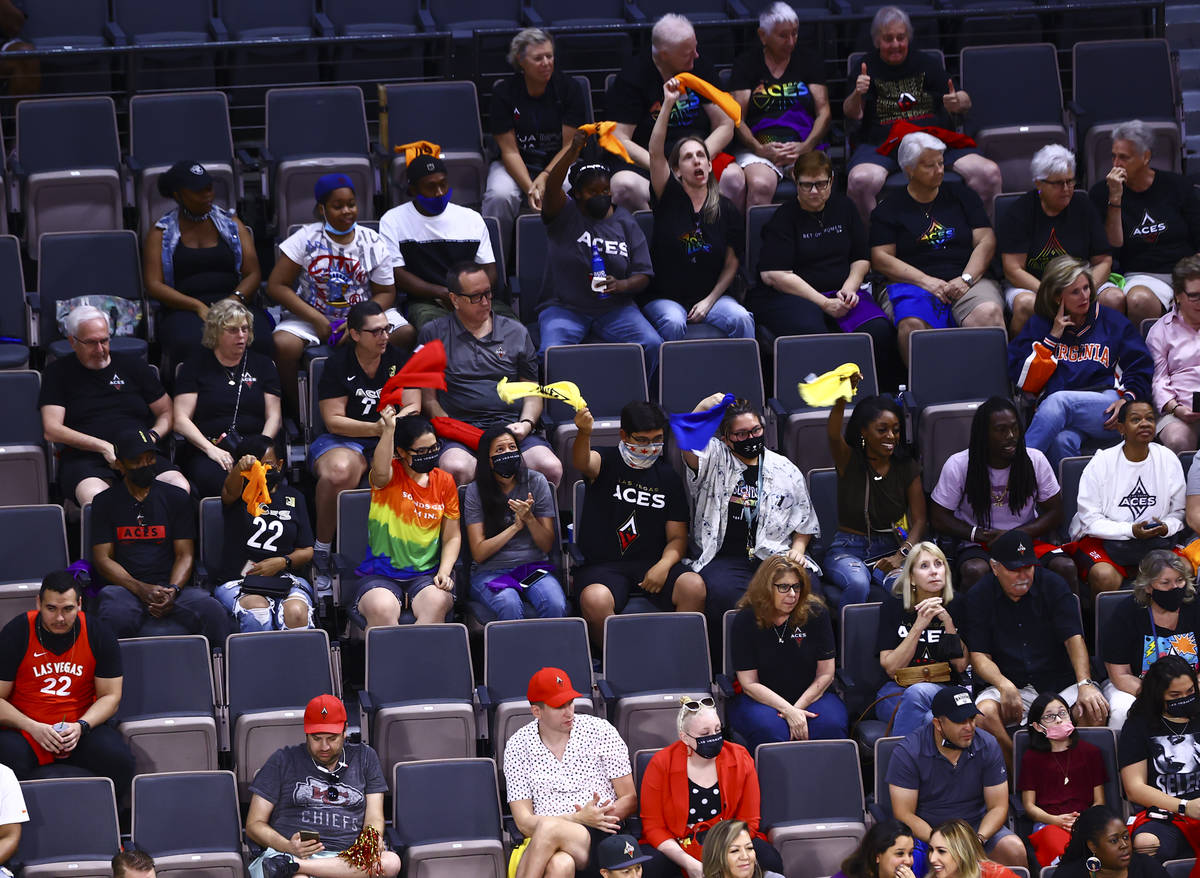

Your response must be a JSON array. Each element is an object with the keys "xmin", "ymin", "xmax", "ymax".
[{"xmin": 240, "ymin": 575, "xmax": 291, "ymax": 600}]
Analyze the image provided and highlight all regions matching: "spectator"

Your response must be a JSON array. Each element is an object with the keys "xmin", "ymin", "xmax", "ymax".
[
  {"xmin": 1054, "ymin": 806, "xmax": 1167, "ymax": 878},
  {"xmin": 173, "ymin": 299, "xmax": 282, "ymax": 499},
  {"xmin": 0, "ymin": 570, "xmax": 134, "ymax": 794},
  {"xmin": 874, "ymin": 542, "xmax": 968, "ymax": 737},
  {"xmin": 930, "ymin": 397, "xmax": 1074, "ymax": 591},
  {"xmin": 1118, "ymin": 654, "xmax": 1200, "ymax": 861},
  {"xmin": 1068, "ymin": 399, "xmax": 1186, "ymax": 596},
  {"xmin": 1010, "ymin": 255, "xmax": 1154, "ymax": 472},
  {"xmin": 842, "ymin": 6, "xmax": 1001, "ymax": 219},
  {"xmin": 728, "ymin": 554, "xmax": 847, "ymax": 747},
  {"xmin": 1019, "ymin": 693, "xmax": 1108, "ymax": 866},
  {"xmin": 215, "ymin": 436, "xmax": 316, "ymax": 632},
  {"xmin": 144, "ymin": 160, "xmax": 269, "ymax": 367},
  {"xmin": 91, "ymin": 429, "xmax": 229, "ymax": 645},
  {"xmin": 1146, "ymin": 255, "xmax": 1200, "ymax": 453},
  {"xmin": 752, "ymin": 150, "xmax": 903, "ymax": 391},
  {"xmin": 729, "ymin": 2, "xmax": 831, "ymax": 208},
  {"xmin": 998, "ymin": 144, "xmax": 1114, "ymax": 336},
  {"xmin": 484, "ymin": 28, "xmax": 587, "ymax": 256},
  {"xmin": 505, "ymin": 667, "xmax": 636, "ymax": 878},
  {"xmin": 683, "ymin": 395, "xmax": 820, "ymax": 626},
  {"xmin": 537, "ymin": 134, "xmax": 663, "ymax": 377},
  {"xmin": 643, "ymin": 78, "xmax": 753, "ymax": 343},
  {"xmin": 639, "ymin": 697, "xmax": 784, "ymax": 878},
  {"xmin": 268, "ymin": 174, "xmax": 411, "ymax": 409},
  {"xmin": 40, "ymin": 305, "xmax": 189, "ymax": 506},
  {"xmin": 0, "ymin": 759, "xmax": 24, "ymax": 878},
  {"xmin": 1103, "ymin": 550, "xmax": 1200, "ymax": 730},
  {"xmin": 824, "ymin": 390, "xmax": 925, "ymax": 610},
  {"xmin": 245, "ymin": 694, "xmax": 401, "ymax": 878},
  {"xmin": 870, "ymin": 131, "xmax": 1005, "ymax": 363},
  {"xmin": 309, "ymin": 300, "xmax": 416, "ymax": 598},
  {"xmin": 830, "ymin": 820, "xmax": 917, "ymax": 878},
  {"xmin": 700, "ymin": 819, "xmax": 785, "ymax": 878},
  {"xmin": 925, "ymin": 820, "xmax": 1023, "ymax": 878},
  {"xmin": 599, "ymin": 834, "xmax": 654, "ymax": 877},
  {"xmin": 380, "ymin": 155, "xmax": 505, "ymax": 330},
  {"xmin": 965, "ymin": 529, "xmax": 1108, "ymax": 762},
  {"xmin": 1090, "ymin": 121, "xmax": 1200, "ymax": 327},
  {"xmin": 606, "ymin": 14, "xmax": 744, "ymax": 212},
  {"xmin": 463, "ymin": 425, "xmax": 565, "ymax": 621},
  {"xmin": 1189, "ymin": 453, "xmax": 1200, "ymax": 537},
  {"xmin": 572, "ymin": 402, "xmax": 706, "ymax": 646},
  {"xmin": 352, "ymin": 413, "xmax": 459, "ymax": 627},
  {"xmin": 418, "ymin": 262, "xmax": 561, "ymax": 485},
  {"xmin": 886, "ymin": 687, "xmax": 1027, "ymax": 869},
  {"xmin": 111, "ymin": 851, "xmax": 157, "ymax": 878}
]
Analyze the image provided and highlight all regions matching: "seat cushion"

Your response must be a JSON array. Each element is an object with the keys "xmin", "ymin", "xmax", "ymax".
[{"xmin": 0, "ymin": 344, "xmax": 29, "ymax": 369}]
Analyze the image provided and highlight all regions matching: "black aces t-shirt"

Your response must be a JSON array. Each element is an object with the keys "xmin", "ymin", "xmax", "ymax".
[{"xmin": 579, "ymin": 447, "xmax": 689, "ymax": 564}]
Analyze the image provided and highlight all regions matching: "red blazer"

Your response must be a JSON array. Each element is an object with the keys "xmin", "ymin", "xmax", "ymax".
[{"xmin": 639, "ymin": 739, "xmax": 765, "ymax": 852}]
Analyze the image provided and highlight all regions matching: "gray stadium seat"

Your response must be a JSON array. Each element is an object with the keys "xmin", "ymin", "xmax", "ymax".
[
  {"xmin": 805, "ymin": 467, "xmax": 839, "ymax": 563},
  {"xmin": 334, "ymin": 487, "xmax": 371, "ymax": 609},
  {"xmin": 131, "ymin": 770, "xmax": 244, "ymax": 877},
  {"xmin": 0, "ymin": 235, "xmax": 29, "ymax": 368},
  {"xmin": 839, "ymin": 602, "xmax": 888, "ymax": 746},
  {"xmin": 0, "ymin": 504, "xmax": 66, "ymax": 630},
  {"xmin": 658, "ymin": 338, "xmax": 765, "ymax": 418},
  {"xmin": 514, "ymin": 213, "xmax": 548, "ymax": 321},
  {"xmin": 111, "ymin": 0, "xmax": 220, "ymax": 91},
  {"xmin": 1012, "ymin": 727, "xmax": 1124, "ymax": 826},
  {"xmin": 1058, "ymin": 455, "xmax": 1094, "ymax": 542},
  {"xmin": 870, "ymin": 735, "xmax": 905, "ymax": 821},
  {"xmin": 0, "ymin": 372, "xmax": 50, "ymax": 505},
  {"xmin": 16, "ymin": 776, "xmax": 120, "ymax": 876}
]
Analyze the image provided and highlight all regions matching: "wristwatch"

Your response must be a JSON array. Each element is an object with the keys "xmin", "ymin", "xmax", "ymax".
[
  {"xmin": 960, "ymin": 272, "xmax": 974, "ymax": 287},
  {"xmin": 1180, "ymin": 799, "xmax": 1190, "ymax": 815},
  {"xmin": 1078, "ymin": 678, "xmax": 1099, "ymax": 689},
  {"xmin": 283, "ymin": 555, "xmax": 294, "ymax": 571},
  {"xmin": 77, "ymin": 719, "xmax": 90, "ymax": 736}
]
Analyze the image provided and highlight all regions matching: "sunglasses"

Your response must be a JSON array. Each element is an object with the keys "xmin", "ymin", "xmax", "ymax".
[{"xmin": 680, "ymin": 696, "xmax": 716, "ymax": 711}]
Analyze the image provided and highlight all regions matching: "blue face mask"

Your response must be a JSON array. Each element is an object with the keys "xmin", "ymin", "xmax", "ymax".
[
  {"xmin": 324, "ymin": 219, "xmax": 357, "ymax": 236},
  {"xmin": 414, "ymin": 188, "xmax": 453, "ymax": 215}
]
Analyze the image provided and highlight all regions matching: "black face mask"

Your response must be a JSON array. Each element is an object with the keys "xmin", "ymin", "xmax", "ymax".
[
  {"xmin": 125, "ymin": 464, "xmax": 156, "ymax": 488},
  {"xmin": 491, "ymin": 450, "xmax": 521, "ymax": 478},
  {"xmin": 1166, "ymin": 693, "xmax": 1200, "ymax": 718},
  {"xmin": 265, "ymin": 469, "xmax": 286, "ymax": 491},
  {"xmin": 408, "ymin": 448, "xmax": 440, "ymax": 473},
  {"xmin": 582, "ymin": 193, "xmax": 612, "ymax": 219},
  {"xmin": 693, "ymin": 731, "xmax": 724, "ymax": 760},
  {"xmin": 730, "ymin": 435, "xmax": 764, "ymax": 459},
  {"xmin": 1152, "ymin": 587, "xmax": 1187, "ymax": 612},
  {"xmin": 939, "ymin": 736, "xmax": 966, "ymax": 751}
]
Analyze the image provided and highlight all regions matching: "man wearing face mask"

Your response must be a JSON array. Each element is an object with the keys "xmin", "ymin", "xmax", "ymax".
[
  {"xmin": 379, "ymin": 155, "xmax": 505, "ymax": 330},
  {"xmin": 572, "ymin": 401, "xmax": 706, "ymax": 647},
  {"xmin": 214, "ymin": 435, "xmax": 317, "ymax": 632},
  {"xmin": 91, "ymin": 429, "xmax": 231, "ymax": 646}
]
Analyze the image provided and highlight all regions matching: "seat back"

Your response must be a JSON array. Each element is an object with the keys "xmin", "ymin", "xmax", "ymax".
[
  {"xmin": 757, "ymin": 739, "xmax": 866, "ymax": 825},
  {"xmin": 1093, "ymin": 590, "xmax": 1126, "ymax": 665},
  {"xmin": 1057, "ymin": 455, "xmax": 1093, "ymax": 541},
  {"xmin": 16, "ymin": 97, "xmax": 120, "ymax": 175},
  {"xmin": 1165, "ymin": 861, "xmax": 1196, "ymax": 878},
  {"xmin": 960, "ymin": 43, "xmax": 1063, "ymax": 132},
  {"xmin": 839, "ymin": 603, "xmax": 885, "ymax": 715},
  {"xmin": 1072, "ymin": 39, "xmax": 1175, "ymax": 142},
  {"xmin": 382, "ymin": 82, "xmax": 486, "ymax": 204},
  {"xmin": 908, "ymin": 327, "xmax": 1009, "ymax": 409},
  {"xmin": 602, "ymin": 612, "xmax": 711, "ymax": 696},
  {"xmin": 484, "ymin": 617, "xmax": 593, "ymax": 702},
  {"xmin": 112, "ymin": 0, "xmax": 213, "ymax": 39},
  {"xmin": 116, "ymin": 635, "xmax": 216, "ymax": 723},
  {"xmin": 366, "ymin": 623, "xmax": 474, "ymax": 703},
  {"xmin": 872, "ymin": 736, "xmax": 906, "ymax": 819},
  {"xmin": 515, "ymin": 213, "xmax": 549, "ymax": 322},
  {"xmin": 745, "ymin": 203, "xmax": 780, "ymax": 279},
  {"xmin": 392, "ymin": 758, "xmax": 502, "ymax": 846},
  {"xmin": 634, "ymin": 747, "xmax": 661, "ymax": 792},
  {"xmin": 21, "ymin": 0, "xmax": 109, "ymax": 45},
  {"xmin": 335, "ymin": 488, "xmax": 371, "ymax": 606},
  {"xmin": 543, "ymin": 343, "xmax": 648, "ymax": 424},
  {"xmin": 1012, "ymin": 727, "xmax": 1123, "ymax": 820},
  {"xmin": 658, "ymin": 338, "xmax": 764, "ymax": 416},
  {"xmin": 225, "ymin": 629, "xmax": 334, "ymax": 725},
  {"xmin": 16, "ymin": 777, "xmax": 120, "ymax": 870},
  {"xmin": 806, "ymin": 468, "xmax": 839, "ymax": 560},
  {"xmin": 0, "ymin": 504, "xmax": 67, "ymax": 585},
  {"xmin": 131, "ymin": 770, "xmax": 242, "ymax": 857},
  {"xmin": 198, "ymin": 496, "xmax": 225, "ymax": 585},
  {"xmin": 37, "ymin": 231, "xmax": 144, "ymax": 346},
  {"xmin": 219, "ymin": 0, "xmax": 317, "ymax": 37},
  {"xmin": 0, "ymin": 235, "xmax": 27, "ymax": 347},
  {"xmin": 324, "ymin": 0, "xmax": 421, "ymax": 30}
]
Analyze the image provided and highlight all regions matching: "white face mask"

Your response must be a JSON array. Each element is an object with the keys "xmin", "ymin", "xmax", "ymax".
[{"xmin": 618, "ymin": 439, "xmax": 664, "ymax": 470}]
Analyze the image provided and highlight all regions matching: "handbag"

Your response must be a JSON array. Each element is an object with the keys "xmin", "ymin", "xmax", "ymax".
[
  {"xmin": 893, "ymin": 662, "xmax": 952, "ymax": 687},
  {"xmin": 240, "ymin": 575, "xmax": 291, "ymax": 600},
  {"xmin": 213, "ymin": 352, "xmax": 247, "ymax": 454}
]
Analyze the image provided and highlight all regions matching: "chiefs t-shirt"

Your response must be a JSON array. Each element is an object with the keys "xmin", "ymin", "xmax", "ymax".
[{"xmin": 578, "ymin": 447, "xmax": 689, "ymax": 564}]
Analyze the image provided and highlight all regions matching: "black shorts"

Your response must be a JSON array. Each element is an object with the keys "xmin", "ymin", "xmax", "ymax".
[
  {"xmin": 58, "ymin": 450, "xmax": 176, "ymax": 501},
  {"xmin": 572, "ymin": 559, "xmax": 690, "ymax": 612},
  {"xmin": 956, "ymin": 540, "xmax": 1065, "ymax": 572}
]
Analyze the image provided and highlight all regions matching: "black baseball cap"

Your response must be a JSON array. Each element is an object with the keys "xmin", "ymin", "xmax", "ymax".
[
  {"xmin": 596, "ymin": 835, "xmax": 653, "ymax": 871},
  {"xmin": 989, "ymin": 529, "xmax": 1038, "ymax": 570},
  {"xmin": 407, "ymin": 154, "xmax": 447, "ymax": 185},
  {"xmin": 115, "ymin": 428, "xmax": 157, "ymax": 461},
  {"xmin": 931, "ymin": 686, "xmax": 982, "ymax": 723},
  {"xmin": 157, "ymin": 160, "xmax": 212, "ymax": 197}
]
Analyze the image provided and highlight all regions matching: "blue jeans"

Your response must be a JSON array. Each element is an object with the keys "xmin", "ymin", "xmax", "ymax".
[
  {"xmin": 1025, "ymin": 389, "xmax": 1121, "ymax": 471},
  {"xmin": 727, "ymin": 691, "xmax": 848, "ymax": 751},
  {"xmin": 874, "ymin": 680, "xmax": 944, "ymax": 737},
  {"xmin": 469, "ymin": 568, "xmax": 567, "ymax": 620},
  {"xmin": 215, "ymin": 574, "xmax": 315, "ymax": 632},
  {"xmin": 641, "ymin": 296, "xmax": 755, "ymax": 342},
  {"xmin": 822, "ymin": 531, "xmax": 901, "ymax": 610},
  {"xmin": 537, "ymin": 302, "xmax": 664, "ymax": 375},
  {"xmin": 97, "ymin": 584, "xmax": 231, "ymax": 646}
]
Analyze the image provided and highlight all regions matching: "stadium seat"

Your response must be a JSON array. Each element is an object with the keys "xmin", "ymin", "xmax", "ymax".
[
  {"xmin": 756, "ymin": 740, "xmax": 868, "ymax": 878},
  {"xmin": 870, "ymin": 735, "xmax": 905, "ymax": 821},
  {"xmin": 1165, "ymin": 861, "xmax": 1196, "ymax": 878},
  {"xmin": 839, "ymin": 602, "xmax": 888, "ymax": 747},
  {"xmin": 483, "ymin": 215, "xmax": 507, "ymax": 295},
  {"xmin": 111, "ymin": 0, "xmax": 220, "ymax": 91},
  {"xmin": 514, "ymin": 213, "xmax": 549, "ymax": 322},
  {"xmin": 427, "ymin": 0, "xmax": 527, "ymax": 36},
  {"xmin": 0, "ymin": 236, "xmax": 29, "ymax": 368},
  {"xmin": 0, "ymin": 372, "xmax": 50, "ymax": 506},
  {"xmin": 1012, "ymin": 727, "xmax": 1124, "ymax": 828},
  {"xmin": 1057, "ymin": 455, "xmax": 1093, "ymax": 542},
  {"xmin": 265, "ymin": 86, "xmax": 375, "ymax": 232},
  {"xmin": 333, "ymin": 487, "xmax": 373, "ymax": 610},
  {"xmin": 1093, "ymin": 590, "xmax": 1125, "ymax": 667},
  {"xmin": 391, "ymin": 758, "xmax": 507, "ymax": 877},
  {"xmin": 302, "ymin": 355, "xmax": 330, "ymax": 450},
  {"xmin": 381, "ymin": 82, "xmax": 488, "ymax": 208},
  {"xmin": 361, "ymin": 624, "xmax": 477, "ymax": 781},
  {"xmin": 215, "ymin": 0, "xmax": 328, "ymax": 112},
  {"xmin": 194, "ymin": 496, "xmax": 225, "ymax": 589},
  {"xmin": 13, "ymin": 97, "xmax": 123, "ymax": 258},
  {"xmin": 598, "ymin": 612, "xmax": 713, "ymax": 756},
  {"xmin": 908, "ymin": 327, "xmax": 1011, "ymax": 490},
  {"xmin": 771, "ymin": 333, "xmax": 879, "ymax": 476},
  {"xmin": 0, "ymin": 504, "xmax": 66, "ymax": 630},
  {"xmin": 959, "ymin": 43, "xmax": 1069, "ymax": 192},
  {"xmin": 128, "ymin": 92, "xmax": 239, "ymax": 240},
  {"xmin": 480, "ymin": 616, "xmax": 596, "ymax": 772},
  {"xmin": 115, "ymin": 635, "xmax": 220, "ymax": 774},
  {"xmin": 806, "ymin": 467, "xmax": 839, "ymax": 563},
  {"xmin": 658, "ymin": 338, "xmax": 765, "ymax": 417},
  {"xmin": 745, "ymin": 203, "xmax": 780, "ymax": 284},
  {"xmin": 130, "ymin": 770, "xmax": 244, "ymax": 877},
  {"xmin": 225, "ymin": 628, "xmax": 336, "ymax": 799},
  {"xmin": 15, "ymin": 776, "xmax": 121, "ymax": 877},
  {"xmin": 323, "ymin": 0, "xmax": 424, "ymax": 84},
  {"xmin": 18, "ymin": 0, "xmax": 115, "ymax": 94}
]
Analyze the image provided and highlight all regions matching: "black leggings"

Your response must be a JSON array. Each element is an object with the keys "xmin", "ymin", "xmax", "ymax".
[{"xmin": 0, "ymin": 722, "xmax": 135, "ymax": 795}]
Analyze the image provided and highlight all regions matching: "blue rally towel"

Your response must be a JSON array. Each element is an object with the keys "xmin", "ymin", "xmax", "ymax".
[{"xmin": 668, "ymin": 393, "xmax": 735, "ymax": 451}]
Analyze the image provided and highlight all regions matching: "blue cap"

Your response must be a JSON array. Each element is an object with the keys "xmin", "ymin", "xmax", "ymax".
[{"xmin": 314, "ymin": 173, "xmax": 355, "ymax": 203}]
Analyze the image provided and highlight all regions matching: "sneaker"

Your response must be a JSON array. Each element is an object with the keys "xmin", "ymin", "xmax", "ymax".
[
  {"xmin": 313, "ymin": 551, "xmax": 333, "ymax": 600},
  {"xmin": 260, "ymin": 854, "xmax": 299, "ymax": 878}
]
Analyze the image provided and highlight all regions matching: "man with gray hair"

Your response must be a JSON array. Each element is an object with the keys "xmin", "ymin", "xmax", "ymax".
[
  {"xmin": 605, "ymin": 13, "xmax": 744, "ymax": 211},
  {"xmin": 39, "ymin": 305, "xmax": 189, "ymax": 505},
  {"xmin": 843, "ymin": 5, "xmax": 1000, "ymax": 220}
]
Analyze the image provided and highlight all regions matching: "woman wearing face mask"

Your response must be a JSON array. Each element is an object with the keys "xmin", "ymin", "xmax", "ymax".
[
  {"xmin": 463, "ymin": 426, "xmax": 565, "ymax": 621},
  {"xmin": 1103, "ymin": 551, "xmax": 1200, "ymax": 730},
  {"xmin": 700, "ymin": 819, "xmax": 785, "ymax": 878},
  {"xmin": 352, "ymin": 412, "xmax": 460, "ymax": 628},
  {"xmin": 925, "ymin": 819, "xmax": 1021, "ymax": 878},
  {"xmin": 1119, "ymin": 654, "xmax": 1200, "ymax": 860},
  {"xmin": 268, "ymin": 173, "xmax": 414, "ymax": 410},
  {"xmin": 639, "ymin": 698, "xmax": 784, "ymax": 878},
  {"xmin": 832, "ymin": 820, "xmax": 916, "ymax": 878},
  {"xmin": 1019, "ymin": 693, "xmax": 1108, "ymax": 866},
  {"xmin": 214, "ymin": 435, "xmax": 317, "ymax": 632},
  {"xmin": 1055, "ymin": 806, "xmax": 1167, "ymax": 878},
  {"xmin": 536, "ymin": 130, "xmax": 665, "ymax": 377}
]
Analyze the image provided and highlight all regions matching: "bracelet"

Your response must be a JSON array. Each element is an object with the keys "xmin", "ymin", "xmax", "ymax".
[
  {"xmin": 232, "ymin": 290, "xmax": 246, "ymax": 303},
  {"xmin": 1108, "ymin": 201, "xmax": 1121, "ymax": 208},
  {"xmin": 970, "ymin": 526, "xmax": 978, "ymax": 542},
  {"xmin": 519, "ymin": 418, "xmax": 534, "ymax": 427}
]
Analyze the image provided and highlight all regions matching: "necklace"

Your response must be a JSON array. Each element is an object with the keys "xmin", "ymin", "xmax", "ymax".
[
  {"xmin": 1050, "ymin": 747, "xmax": 1072, "ymax": 786},
  {"xmin": 180, "ymin": 206, "xmax": 212, "ymax": 223},
  {"xmin": 773, "ymin": 622, "xmax": 789, "ymax": 644},
  {"xmin": 1162, "ymin": 715, "xmax": 1190, "ymax": 745}
]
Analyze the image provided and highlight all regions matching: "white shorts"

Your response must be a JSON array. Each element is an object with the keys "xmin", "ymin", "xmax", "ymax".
[
  {"xmin": 1123, "ymin": 273, "xmax": 1174, "ymax": 308},
  {"xmin": 274, "ymin": 307, "xmax": 408, "ymax": 345},
  {"xmin": 974, "ymin": 681, "xmax": 1097, "ymax": 723},
  {"xmin": 734, "ymin": 151, "xmax": 785, "ymax": 178}
]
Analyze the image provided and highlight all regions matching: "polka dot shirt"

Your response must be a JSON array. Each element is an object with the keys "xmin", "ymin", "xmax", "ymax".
[
  {"xmin": 503, "ymin": 713, "xmax": 632, "ymax": 815},
  {"xmin": 688, "ymin": 782, "xmax": 722, "ymax": 823}
]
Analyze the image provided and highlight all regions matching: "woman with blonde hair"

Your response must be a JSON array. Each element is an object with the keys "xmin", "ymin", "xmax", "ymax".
[
  {"xmin": 927, "ymin": 819, "xmax": 1021, "ymax": 878},
  {"xmin": 700, "ymin": 819, "xmax": 785, "ymax": 878},
  {"xmin": 727, "ymin": 554, "xmax": 846, "ymax": 747}
]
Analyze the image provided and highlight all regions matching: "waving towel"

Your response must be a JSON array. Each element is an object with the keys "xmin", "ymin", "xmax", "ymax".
[
  {"xmin": 377, "ymin": 340, "xmax": 449, "ymax": 411},
  {"xmin": 394, "ymin": 139, "xmax": 441, "ymax": 164},
  {"xmin": 798, "ymin": 363, "xmax": 862, "ymax": 407},
  {"xmin": 875, "ymin": 120, "xmax": 975, "ymax": 157},
  {"xmin": 432, "ymin": 416, "xmax": 484, "ymax": 450},
  {"xmin": 675, "ymin": 72, "xmax": 742, "ymax": 126},
  {"xmin": 578, "ymin": 122, "xmax": 633, "ymax": 164},
  {"xmin": 668, "ymin": 392, "xmax": 735, "ymax": 451},
  {"xmin": 496, "ymin": 377, "xmax": 588, "ymax": 412},
  {"xmin": 241, "ymin": 460, "xmax": 272, "ymax": 518}
]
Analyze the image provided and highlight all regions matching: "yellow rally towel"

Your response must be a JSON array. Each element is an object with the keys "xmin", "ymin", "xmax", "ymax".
[
  {"xmin": 240, "ymin": 460, "xmax": 272, "ymax": 518},
  {"xmin": 507, "ymin": 838, "xmax": 530, "ymax": 878},
  {"xmin": 675, "ymin": 72, "xmax": 742, "ymax": 126},
  {"xmin": 497, "ymin": 377, "xmax": 588, "ymax": 412},
  {"xmin": 798, "ymin": 363, "xmax": 862, "ymax": 407},
  {"xmin": 578, "ymin": 121, "xmax": 632, "ymax": 164},
  {"xmin": 394, "ymin": 139, "xmax": 441, "ymax": 164}
]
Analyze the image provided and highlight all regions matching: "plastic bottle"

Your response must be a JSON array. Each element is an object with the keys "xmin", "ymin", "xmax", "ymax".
[{"xmin": 590, "ymin": 242, "xmax": 609, "ymax": 299}]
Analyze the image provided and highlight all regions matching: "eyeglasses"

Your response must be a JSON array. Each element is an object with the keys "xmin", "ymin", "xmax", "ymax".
[
  {"xmin": 76, "ymin": 336, "xmax": 111, "ymax": 347},
  {"xmin": 727, "ymin": 425, "xmax": 764, "ymax": 442},
  {"xmin": 797, "ymin": 179, "xmax": 832, "ymax": 192},
  {"xmin": 451, "ymin": 290, "xmax": 494, "ymax": 305},
  {"xmin": 775, "ymin": 582, "xmax": 803, "ymax": 594},
  {"xmin": 680, "ymin": 696, "xmax": 716, "ymax": 711},
  {"xmin": 1039, "ymin": 178, "xmax": 1076, "ymax": 189},
  {"xmin": 358, "ymin": 326, "xmax": 389, "ymax": 338},
  {"xmin": 1039, "ymin": 710, "xmax": 1070, "ymax": 724}
]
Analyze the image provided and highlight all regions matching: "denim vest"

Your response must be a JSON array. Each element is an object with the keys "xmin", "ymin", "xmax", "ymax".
[{"xmin": 156, "ymin": 206, "xmax": 243, "ymax": 289}]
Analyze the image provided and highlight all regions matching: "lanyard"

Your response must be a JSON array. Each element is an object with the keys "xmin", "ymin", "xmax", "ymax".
[{"xmin": 745, "ymin": 458, "xmax": 765, "ymax": 560}]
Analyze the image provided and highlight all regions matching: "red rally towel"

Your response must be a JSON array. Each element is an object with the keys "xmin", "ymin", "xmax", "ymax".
[
  {"xmin": 377, "ymin": 340, "xmax": 448, "ymax": 410},
  {"xmin": 875, "ymin": 120, "xmax": 976, "ymax": 157}
]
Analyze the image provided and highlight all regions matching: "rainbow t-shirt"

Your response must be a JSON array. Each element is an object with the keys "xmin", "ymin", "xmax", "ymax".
[{"xmin": 355, "ymin": 460, "xmax": 460, "ymax": 578}]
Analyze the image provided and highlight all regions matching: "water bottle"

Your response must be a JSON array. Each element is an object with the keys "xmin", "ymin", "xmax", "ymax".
[
  {"xmin": 590, "ymin": 242, "xmax": 609, "ymax": 299},
  {"xmin": 53, "ymin": 722, "xmax": 69, "ymax": 759}
]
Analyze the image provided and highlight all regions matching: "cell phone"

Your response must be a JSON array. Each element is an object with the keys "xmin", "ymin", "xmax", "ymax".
[
  {"xmin": 299, "ymin": 830, "xmax": 320, "ymax": 842},
  {"xmin": 519, "ymin": 568, "xmax": 550, "ymax": 588},
  {"xmin": 1193, "ymin": 391, "xmax": 1200, "ymax": 413}
]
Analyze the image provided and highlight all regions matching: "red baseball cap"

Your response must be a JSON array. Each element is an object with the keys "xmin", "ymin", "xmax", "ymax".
[
  {"xmin": 527, "ymin": 667, "xmax": 582, "ymax": 708},
  {"xmin": 304, "ymin": 694, "xmax": 347, "ymax": 734}
]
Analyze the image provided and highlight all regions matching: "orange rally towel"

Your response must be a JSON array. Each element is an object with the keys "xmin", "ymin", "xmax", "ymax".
[
  {"xmin": 394, "ymin": 139, "xmax": 441, "ymax": 163},
  {"xmin": 240, "ymin": 461, "xmax": 272, "ymax": 517},
  {"xmin": 675, "ymin": 72, "xmax": 742, "ymax": 126},
  {"xmin": 578, "ymin": 122, "xmax": 632, "ymax": 164},
  {"xmin": 377, "ymin": 340, "xmax": 449, "ymax": 411}
]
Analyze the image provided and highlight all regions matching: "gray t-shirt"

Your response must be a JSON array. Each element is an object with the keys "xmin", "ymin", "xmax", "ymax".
[
  {"xmin": 463, "ymin": 470, "xmax": 554, "ymax": 573},
  {"xmin": 249, "ymin": 742, "xmax": 387, "ymax": 852},
  {"xmin": 1187, "ymin": 453, "xmax": 1200, "ymax": 497},
  {"xmin": 539, "ymin": 200, "xmax": 654, "ymax": 316}
]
